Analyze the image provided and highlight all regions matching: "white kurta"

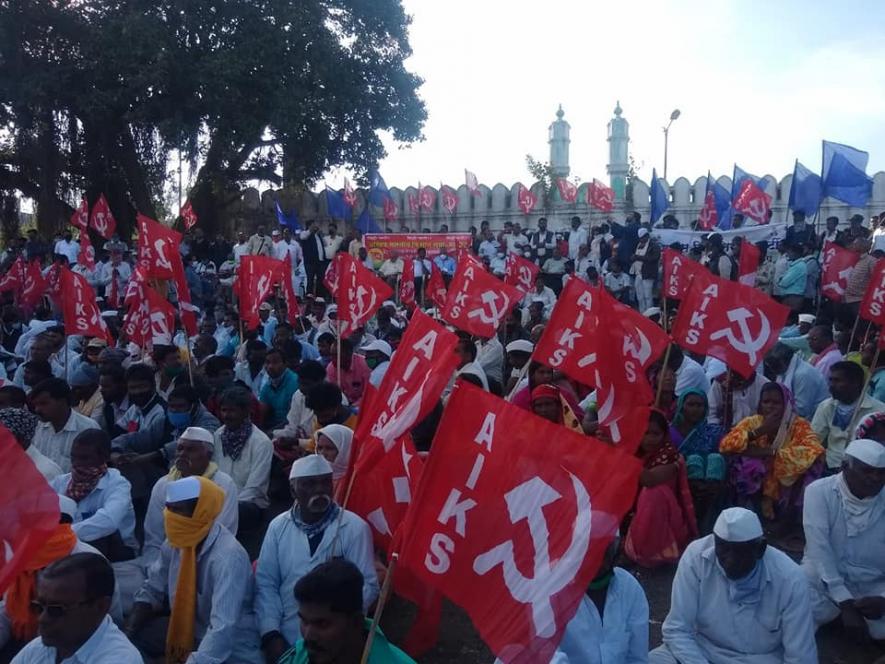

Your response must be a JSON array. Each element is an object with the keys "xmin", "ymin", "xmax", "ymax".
[
  {"xmin": 11, "ymin": 616, "xmax": 141, "ymax": 664},
  {"xmin": 556, "ymin": 568, "xmax": 649, "ymax": 663},
  {"xmin": 212, "ymin": 424, "xmax": 272, "ymax": 509},
  {"xmin": 801, "ymin": 474, "xmax": 885, "ymax": 638},
  {"xmin": 25, "ymin": 445, "xmax": 62, "ymax": 482},
  {"xmin": 650, "ymin": 535, "xmax": 817, "ymax": 664},
  {"xmin": 32, "ymin": 410, "xmax": 100, "ymax": 473},
  {"xmin": 254, "ymin": 508, "xmax": 379, "ymax": 645}
]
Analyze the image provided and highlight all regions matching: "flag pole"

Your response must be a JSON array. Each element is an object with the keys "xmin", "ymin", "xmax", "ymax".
[
  {"xmin": 655, "ymin": 343, "xmax": 672, "ymax": 407},
  {"xmin": 360, "ymin": 553, "xmax": 399, "ymax": 664},
  {"xmin": 847, "ymin": 345, "xmax": 879, "ymax": 437},
  {"xmin": 847, "ymin": 316, "xmax": 861, "ymax": 356},
  {"xmin": 177, "ymin": 301, "xmax": 195, "ymax": 387}
]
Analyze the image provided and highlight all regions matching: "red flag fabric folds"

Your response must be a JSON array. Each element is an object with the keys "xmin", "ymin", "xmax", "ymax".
[
  {"xmin": 0, "ymin": 257, "xmax": 25, "ymax": 293},
  {"xmin": 20, "ymin": 260, "xmax": 47, "ymax": 312},
  {"xmin": 69, "ymin": 197, "xmax": 89, "ymax": 231},
  {"xmin": 399, "ymin": 382, "xmax": 642, "ymax": 664},
  {"xmin": 441, "ymin": 257, "xmax": 522, "ymax": 339},
  {"xmin": 671, "ymin": 273, "xmax": 789, "ymax": 378},
  {"xmin": 556, "ymin": 178, "xmax": 578, "ymax": 203},
  {"xmin": 399, "ymin": 257, "xmax": 416, "ymax": 307},
  {"xmin": 517, "ymin": 186, "xmax": 537, "ymax": 215},
  {"xmin": 59, "ymin": 268, "xmax": 112, "ymax": 343},
  {"xmin": 821, "ymin": 242, "xmax": 860, "ymax": 302},
  {"xmin": 737, "ymin": 242, "xmax": 761, "ymax": 287},
  {"xmin": 89, "ymin": 194, "xmax": 116, "ymax": 239},
  {"xmin": 78, "ymin": 232, "xmax": 96, "ymax": 271},
  {"xmin": 180, "ymin": 200, "xmax": 198, "ymax": 230},
  {"xmin": 588, "ymin": 179, "xmax": 614, "ymax": 212},
  {"xmin": 323, "ymin": 255, "xmax": 342, "ymax": 297},
  {"xmin": 504, "ymin": 253, "xmax": 540, "ymax": 293},
  {"xmin": 733, "ymin": 180, "xmax": 772, "ymax": 224},
  {"xmin": 859, "ymin": 259, "xmax": 885, "ymax": 325},
  {"xmin": 440, "ymin": 186, "xmax": 458, "ymax": 214},
  {"xmin": 662, "ymin": 249, "xmax": 710, "ymax": 300},
  {"xmin": 278, "ymin": 254, "xmax": 300, "ymax": 326},
  {"xmin": 383, "ymin": 197, "xmax": 399, "ymax": 222},
  {"xmin": 336, "ymin": 253, "xmax": 393, "ymax": 338},
  {"xmin": 426, "ymin": 263, "xmax": 448, "ymax": 310},
  {"xmin": 238, "ymin": 255, "xmax": 284, "ymax": 331}
]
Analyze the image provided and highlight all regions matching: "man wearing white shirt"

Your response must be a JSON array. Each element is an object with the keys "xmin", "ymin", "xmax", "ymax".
[
  {"xmin": 650, "ymin": 507, "xmax": 817, "ymax": 664},
  {"xmin": 521, "ymin": 276, "xmax": 557, "ymax": 317},
  {"xmin": 567, "ymin": 216, "xmax": 589, "ymax": 260},
  {"xmin": 233, "ymin": 231, "xmax": 249, "ymax": 265},
  {"xmin": 0, "ymin": 407, "xmax": 62, "ymax": 482},
  {"xmin": 271, "ymin": 229, "xmax": 289, "ymax": 260},
  {"xmin": 31, "ymin": 378, "xmax": 100, "ymax": 473},
  {"xmin": 53, "ymin": 231, "xmax": 80, "ymax": 264},
  {"xmin": 323, "ymin": 223, "xmax": 343, "ymax": 257},
  {"xmin": 96, "ymin": 250, "xmax": 132, "ymax": 307}
]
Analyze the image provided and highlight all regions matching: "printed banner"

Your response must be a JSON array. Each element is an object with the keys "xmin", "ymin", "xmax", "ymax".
[{"xmin": 364, "ymin": 233, "xmax": 472, "ymax": 267}]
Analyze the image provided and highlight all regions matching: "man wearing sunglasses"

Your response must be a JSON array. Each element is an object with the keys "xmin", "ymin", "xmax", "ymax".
[{"xmin": 11, "ymin": 552, "xmax": 141, "ymax": 663}]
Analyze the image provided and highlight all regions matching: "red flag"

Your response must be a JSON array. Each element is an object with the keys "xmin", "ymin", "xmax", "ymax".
[
  {"xmin": 587, "ymin": 179, "xmax": 614, "ymax": 212},
  {"xmin": 88, "ymin": 194, "xmax": 116, "ymax": 239},
  {"xmin": 278, "ymin": 253, "xmax": 301, "ymax": 326},
  {"xmin": 419, "ymin": 186, "xmax": 435, "ymax": 211},
  {"xmin": 859, "ymin": 259, "xmax": 885, "ymax": 325},
  {"xmin": 821, "ymin": 242, "xmax": 860, "ymax": 302},
  {"xmin": 336, "ymin": 253, "xmax": 393, "ymax": 337},
  {"xmin": 43, "ymin": 263, "xmax": 62, "ymax": 304},
  {"xmin": 122, "ymin": 281, "xmax": 151, "ymax": 349},
  {"xmin": 238, "ymin": 255, "xmax": 284, "ymax": 330},
  {"xmin": 733, "ymin": 180, "xmax": 772, "ymax": 224},
  {"xmin": 20, "ymin": 260, "xmax": 47, "ymax": 311},
  {"xmin": 465, "ymin": 169, "xmax": 481, "ymax": 197},
  {"xmin": 59, "ymin": 268, "xmax": 112, "ymax": 343},
  {"xmin": 440, "ymin": 185, "xmax": 458, "ymax": 214},
  {"xmin": 323, "ymin": 255, "xmax": 341, "ymax": 297},
  {"xmin": 737, "ymin": 241, "xmax": 761, "ymax": 287},
  {"xmin": 662, "ymin": 248, "xmax": 711, "ymax": 300},
  {"xmin": 671, "ymin": 273, "xmax": 789, "ymax": 378},
  {"xmin": 70, "ymin": 197, "xmax": 89, "ymax": 231},
  {"xmin": 383, "ymin": 197, "xmax": 399, "ymax": 222},
  {"xmin": 343, "ymin": 178, "xmax": 358, "ymax": 208},
  {"xmin": 517, "ymin": 186, "xmax": 537, "ymax": 215},
  {"xmin": 0, "ymin": 427, "xmax": 61, "ymax": 596},
  {"xmin": 0, "ymin": 257, "xmax": 25, "ymax": 293},
  {"xmin": 180, "ymin": 200, "xmax": 198, "ymax": 230},
  {"xmin": 503, "ymin": 252, "xmax": 540, "ymax": 293},
  {"xmin": 78, "ymin": 232, "xmax": 96, "ymax": 271},
  {"xmin": 698, "ymin": 189, "xmax": 719, "ymax": 230},
  {"xmin": 426, "ymin": 263, "xmax": 448, "ymax": 309},
  {"xmin": 399, "ymin": 257, "xmax": 416, "ymax": 307},
  {"xmin": 556, "ymin": 178, "xmax": 578, "ymax": 203},
  {"xmin": 398, "ymin": 382, "xmax": 642, "ymax": 663},
  {"xmin": 441, "ymin": 258, "xmax": 522, "ymax": 338},
  {"xmin": 144, "ymin": 286, "xmax": 177, "ymax": 345},
  {"xmin": 407, "ymin": 191, "xmax": 420, "ymax": 215},
  {"xmin": 136, "ymin": 213, "xmax": 180, "ymax": 281}
]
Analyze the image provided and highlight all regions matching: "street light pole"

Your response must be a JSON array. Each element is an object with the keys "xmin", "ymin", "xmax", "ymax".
[{"xmin": 662, "ymin": 109, "xmax": 681, "ymax": 181}]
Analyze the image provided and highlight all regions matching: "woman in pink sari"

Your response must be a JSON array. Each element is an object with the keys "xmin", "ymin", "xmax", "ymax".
[{"xmin": 624, "ymin": 409, "xmax": 698, "ymax": 567}]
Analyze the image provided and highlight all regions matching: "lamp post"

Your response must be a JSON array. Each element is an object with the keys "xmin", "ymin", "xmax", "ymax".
[{"xmin": 662, "ymin": 109, "xmax": 681, "ymax": 181}]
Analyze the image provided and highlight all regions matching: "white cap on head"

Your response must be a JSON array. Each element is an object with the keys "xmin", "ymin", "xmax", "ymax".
[
  {"xmin": 58, "ymin": 494, "xmax": 77, "ymax": 519},
  {"xmin": 506, "ymin": 339, "xmax": 534, "ymax": 354},
  {"xmin": 259, "ymin": 301, "xmax": 273, "ymax": 311},
  {"xmin": 638, "ymin": 228, "xmax": 650, "ymax": 238},
  {"xmin": 382, "ymin": 300, "xmax": 396, "ymax": 308},
  {"xmin": 706, "ymin": 358, "xmax": 728, "ymax": 381},
  {"xmin": 713, "ymin": 507, "xmax": 763, "ymax": 542},
  {"xmin": 798, "ymin": 314, "xmax": 816, "ymax": 325},
  {"xmin": 180, "ymin": 426, "xmax": 215, "ymax": 450},
  {"xmin": 845, "ymin": 439, "xmax": 885, "ymax": 468},
  {"xmin": 289, "ymin": 453, "xmax": 334, "ymax": 480},
  {"xmin": 360, "ymin": 339, "xmax": 392, "ymax": 357},
  {"xmin": 166, "ymin": 476, "xmax": 201, "ymax": 503},
  {"xmin": 642, "ymin": 306, "xmax": 661, "ymax": 319}
]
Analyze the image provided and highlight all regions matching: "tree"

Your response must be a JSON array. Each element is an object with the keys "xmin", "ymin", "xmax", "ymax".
[{"xmin": 0, "ymin": 0, "xmax": 426, "ymax": 238}]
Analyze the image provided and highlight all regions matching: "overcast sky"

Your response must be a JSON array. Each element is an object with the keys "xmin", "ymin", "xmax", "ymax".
[{"xmin": 360, "ymin": 0, "xmax": 885, "ymax": 190}]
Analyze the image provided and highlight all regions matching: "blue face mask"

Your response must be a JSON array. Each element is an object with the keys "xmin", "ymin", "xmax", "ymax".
[{"xmin": 168, "ymin": 411, "xmax": 192, "ymax": 429}]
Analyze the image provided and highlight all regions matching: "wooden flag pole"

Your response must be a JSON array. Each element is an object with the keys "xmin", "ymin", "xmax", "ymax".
[
  {"xmin": 847, "ymin": 316, "xmax": 861, "ymax": 356},
  {"xmin": 360, "ymin": 553, "xmax": 399, "ymax": 664},
  {"xmin": 661, "ymin": 295, "xmax": 669, "ymax": 334},
  {"xmin": 655, "ymin": 343, "xmax": 672, "ymax": 407}
]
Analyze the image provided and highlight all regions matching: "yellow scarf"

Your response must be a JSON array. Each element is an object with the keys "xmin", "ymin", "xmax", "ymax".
[
  {"xmin": 167, "ymin": 461, "xmax": 219, "ymax": 482},
  {"xmin": 163, "ymin": 476, "xmax": 224, "ymax": 663}
]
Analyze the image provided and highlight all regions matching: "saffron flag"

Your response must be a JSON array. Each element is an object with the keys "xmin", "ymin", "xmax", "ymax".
[
  {"xmin": 517, "ymin": 186, "xmax": 537, "ymax": 215},
  {"xmin": 398, "ymin": 382, "xmax": 642, "ymax": 664},
  {"xmin": 399, "ymin": 257, "xmax": 416, "ymax": 307},
  {"xmin": 820, "ymin": 242, "xmax": 860, "ymax": 302},
  {"xmin": 859, "ymin": 259, "xmax": 885, "ymax": 325},
  {"xmin": 336, "ymin": 253, "xmax": 393, "ymax": 338},
  {"xmin": 821, "ymin": 140, "xmax": 873, "ymax": 207},
  {"xmin": 662, "ymin": 249, "xmax": 711, "ymax": 300},
  {"xmin": 440, "ymin": 185, "xmax": 459, "ymax": 214},
  {"xmin": 587, "ymin": 179, "xmax": 614, "ymax": 212},
  {"xmin": 670, "ymin": 273, "xmax": 789, "ymax": 378},
  {"xmin": 737, "ymin": 241, "xmax": 761, "ymax": 287},
  {"xmin": 441, "ymin": 258, "xmax": 522, "ymax": 338},
  {"xmin": 238, "ymin": 255, "xmax": 284, "ymax": 330},
  {"xmin": 503, "ymin": 252, "xmax": 540, "ymax": 293},
  {"xmin": 70, "ymin": 197, "xmax": 89, "ymax": 231},
  {"xmin": 426, "ymin": 263, "xmax": 448, "ymax": 309},
  {"xmin": 180, "ymin": 200, "xmax": 198, "ymax": 231},
  {"xmin": 788, "ymin": 160, "xmax": 822, "ymax": 217},
  {"xmin": 650, "ymin": 169, "xmax": 669, "ymax": 224},
  {"xmin": 59, "ymin": 268, "xmax": 112, "ymax": 343},
  {"xmin": 89, "ymin": 194, "xmax": 116, "ymax": 239},
  {"xmin": 732, "ymin": 179, "xmax": 772, "ymax": 224},
  {"xmin": 556, "ymin": 178, "xmax": 578, "ymax": 203}
]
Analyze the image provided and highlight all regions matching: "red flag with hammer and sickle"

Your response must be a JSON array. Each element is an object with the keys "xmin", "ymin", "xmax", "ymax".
[
  {"xmin": 399, "ymin": 256, "xmax": 416, "ymax": 307},
  {"xmin": 556, "ymin": 178, "xmax": 578, "ymax": 203},
  {"xmin": 732, "ymin": 179, "xmax": 772, "ymax": 224},
  {"xmin": 419, "ymin": 186, "xmax": 435, "ymax": 211},
  {"xmin": 859, "ymin": 259, "xmax": 885, "ymax": 325},
  {"xmin": 383, "ymin": 197, "xmax": 399, "ymax": 222},
  {"xmin": 89, "ymin": 194, "xmax": 116, "ymax": 239},
  {"xmin": 70, "ymin": 197, "xmax": 89, "ymax": 231},
  {"xmin": 517, "ymin": 186, "xmax": 537, "ymax": 215},
  {"xmin": 503, "ymin": 252, "xmax": 540, "ymax": 293},
  {"xmin": 426, "ymin": 263, "xmax": 448, "ymax": 309},
  {"xmin": 59, "ymin": 268, "xmax": 112, "ymax": 343},
  {"xmin": 821, "ymin": 241, "xmax": 860, "ymax": 302},
  {"xmin": 398, "ymin": 381, "xmax": 642, "ymax": 664},
  {"xmin": 440, "ymin": 185, "xmax": 458, "ymax": 214},
  {"xmin": 20, "ymin": 260, "xmax": 47, "ymax": 312},
  {"xmin": 671, "ymin": 272, "xmax": 789, "ymax": 378},
  {"xmin": 441, "ymin": 256, "xmax": 522, "ymax": 339},
  {"xmin": 180, "ymin": 200, "xmax": 198, "ymax": 230},
  {"xmin": 588, "ymin": 179, "xmax": 614, "ymax": 212},
  {"xmin": 238, "ymin": 255, "xmax": 284, "ymax": 330},
  {"xmin": 336, "ymin": 253, "xmax": 393, "ymax": 338}
]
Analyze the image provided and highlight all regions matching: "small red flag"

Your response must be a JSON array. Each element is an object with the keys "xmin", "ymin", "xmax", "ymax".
[
  {"xmin": 821, "ymin": 241, "xmax": 860, "ymax": 302},
  {"xmin": 78, "ymin": 232, "xmax": 96, "ymax": 271},
  {"xmin": 277, "ymin": 253, "xmax": 301, "ymax": 326},
  {"xmin": 238, "ymin": 255, "xmax": 285, "ymax": 330},
  {"xmin": 733, "ymin": 179, "xmax": 772, "ymax": 224},
  {"xmin": 0, "ymin": 257, "xmax": 25, "ymax": 293},
  {"xmin": 399, "ymin": 256, "xmax": 416, "ymax": 307},
  {"xmin": 70, "ymin": 197, "xmax": 89, "ymax": 231},
  {"xmin": 441, "ymin": 256, "xmax": 522, "ymax": 338},
  {"xmin": 59, "ymin": 268, "xmax": 112, "ymax": 343},
  {"xmin": 503, "ymin": 252, "xmax": 540, "ymax": 293},
  {"xmin": 407, "ymin": 192, "xmax": 420, "ymax": 215},
  {"xmin": 440, "ymin": 185, "xmax": 458, "ymax": 214},
  {"xmin": 343, "ymin": 178, "xmax": 358, "ymax": 208},
  {"xmin": 737, "ymin": 241, "xmax": 761, "ymax": 287},
  {"xmin": 556, "ymin": 178, "xmax": 578, "ymax": 203},
  {"xmin": 336, "ymin": 253, "xmax": 393, "ymax": 337},
  {"xmin": 419, "ymin": 186, "xmax": 435, "ymax": 211},
  {"xmin": 698, "ymin": 190, "xmax": 719, "ymax": 230},
  {"xmin": 587, "ymin": 179, "xmax": 614, "ymax": 212},
  {"xmin": 122, "ymin": 281, "xmax": 151, "ymax": 349},
  {"xmin": 671, "ymin": 272, "xmax": 789, "ymax": 378},
  {"xmin": 465, "ymin": 169, "xmax": 481, "ymax": 197},
  {"xmin": 323, "ymin": 255, "xmax": 341, "ymax": 297},
  {"xmin": 89, "ymin": 194, "xmax": 117, "ymax": 239},
  {"xmin": 180, "ymin": 200, "xmax": 198, "ymax": 230},
  {"xmin": 426, "ymin": 263, "xmax": 448, "ymax": 309},
  {"xmin": 517, "ymin": 186, "xmax": 537, "ymax": 215},
  {"xmin": 144, "ymin": 285, "xmax": 177, "ymax": 345},
  {"xmin": 398, "ymin": 382, "xmax": 642, "ymax": 663},
  {"xmin": 20, "ymin": 260, "xmax": 47, "ymax": 312},
  {"xmin": 136, "ymin": 213, "xmax": 180, "ymax": 281},
  {"xmin": 859, "ymin": 259, "xmax": 885, "ymax": 325},
  {"xmin": 383, "ymin": 197, "xmax": 399, "ymax": 222}
]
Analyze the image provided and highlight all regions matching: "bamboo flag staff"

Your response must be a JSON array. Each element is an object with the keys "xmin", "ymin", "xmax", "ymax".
[{"xmin": 359, "ymin": 553, "xmax": 398, "ymax": 664}]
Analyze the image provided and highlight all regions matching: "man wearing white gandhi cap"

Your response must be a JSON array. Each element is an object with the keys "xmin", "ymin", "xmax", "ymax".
[
  {"xmin": 802, "ymin": 438, "xmax": 885, "ymax": 642},
  {"xmin": 650, "ymin": 507, "xmax": 817, "ymax": 663},
  {"xmin": 141, "ymin": 426, "xmax": 240, "ymax": 570},
  {"xmin": 254, "ymin": 454, "xmax": 378, "ymax": 663}
]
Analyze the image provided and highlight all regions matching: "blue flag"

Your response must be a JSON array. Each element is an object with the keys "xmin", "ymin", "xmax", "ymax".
[
  {"xmin": 787, "ymin": 160, "xmax": 822, "ymax": 216},
  {"xmin": 355, "ymin": 206, "xmax": 381, "ymax": 234},
  {"xmin": 650, "ymin": 169, "xmax": 669, "ymax": 223},
  {"xmin": 704, "ymin": 173, "xmax": 732, "ymax": 229},
  {"xmin": 821, "ymin": 141, "xmax": 872, "ymax": 207},
  {"xmin": 325, "ymin": 186, "xmax": 351, "ymax": 220},
  {"xmin": 369, "ymin": 171, "xmax": 390, "ymax": 206},
  {"xmin": 275, "ymin": 201, "xmax": 301, "ymax": 231}
]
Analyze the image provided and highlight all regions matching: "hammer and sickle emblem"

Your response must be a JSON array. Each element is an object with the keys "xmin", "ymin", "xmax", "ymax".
[
  {"xmin": 709, "ymin": 307, "xmax": 771, "ymax": 365},
  {"xmin": 473, "ymin": 474, "xmax": 591, "ymax": 638},
  {"xmin": 467, "ymin": 291, "xmax": 509, "ymax": 326}
]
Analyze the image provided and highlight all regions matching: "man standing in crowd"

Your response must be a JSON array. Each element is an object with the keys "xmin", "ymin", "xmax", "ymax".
[
  {"xmin": 527, "ymin": 217, "xmax": 555, "ymax": 264},
  {"xmin": 299, "ymin": 221, "xmax": 328, "ymax": 295},
  {"xmin": 630, "ymin": 228, "xmax": 660, "ymax": 314},
  {"xmin": 567, "ymin": 216, "xmax": 588, "ymax": 261}
]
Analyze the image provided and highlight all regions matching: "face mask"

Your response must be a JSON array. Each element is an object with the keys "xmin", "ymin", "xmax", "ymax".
[
  {"xmin": 164, "ymin": 365, "xmax": 185, "ymax": 378},
  {"xmin": 168, "ymin": 411, "xmax": 192, "ymax": 429}
]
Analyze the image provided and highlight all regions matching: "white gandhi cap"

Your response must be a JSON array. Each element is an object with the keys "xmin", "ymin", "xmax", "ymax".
[
  {"xmin": 289, "ymin": 453, "xmax": 334, "ymax": 480},
  {"xmin": 179, "ymin": 426, "xmax": 215, "ymax": 450},
  {"xmin": 505, "ymin": 339, "xmax": 534, "ymax": 354},
  {"xmin": 713, "ymin": 507, "xmax": 763, "ymax": 542},
  {"xmin": 166, "ymin": 476, "xmax": 201, "ymax": 503},
  {"xmin": 845, "ymin": 439, "xmax": 885, "ymax": 468},
  {"xmin": 798, "ymin": 314, "xmax": 816, "ymax": 325}
]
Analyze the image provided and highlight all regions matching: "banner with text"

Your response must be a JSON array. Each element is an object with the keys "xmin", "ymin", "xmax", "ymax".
[{"xmin": 365, "ymin": 233, "xmax": 472, "ymax": 267}]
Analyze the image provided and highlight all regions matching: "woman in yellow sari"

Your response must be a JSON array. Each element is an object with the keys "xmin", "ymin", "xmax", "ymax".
[{"xmin": 719, "ymin": 382, "xmax": 824, "ymax": 521}]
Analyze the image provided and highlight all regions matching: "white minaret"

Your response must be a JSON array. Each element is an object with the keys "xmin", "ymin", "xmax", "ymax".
[
  {"xmin": 548, "ymin": 105, "xmax": 570, "ymax": 178},
  {"xmin": 607, "ymin": 101, "xmax": 630, "ymax": 200}
]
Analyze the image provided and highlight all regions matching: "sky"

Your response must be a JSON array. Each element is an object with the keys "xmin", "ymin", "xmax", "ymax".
[{"xmin": 357, "ymin": 0, "xmax": 885, "ymax": 190}]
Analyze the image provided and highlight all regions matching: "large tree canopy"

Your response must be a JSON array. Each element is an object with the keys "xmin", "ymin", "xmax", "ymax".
[{"xmin": 0, "ymin": 0, "xmax": 425, "ymax": 236}]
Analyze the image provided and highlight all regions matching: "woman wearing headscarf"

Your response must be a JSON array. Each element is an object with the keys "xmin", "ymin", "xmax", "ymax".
[
  {"xmin": 510, "ymin": 361, "xmax": 583, "ymax": 417},
  {"xmin": 314, "ymin": 424, "xmax": 354, "ymax": 490},
  {"xmin": 719, "ymin": 382, "xmax": 824, "ymax": 522},
  {"xmin": 855, "ymin": 411, "xmax": 885, "ymax": 444},
  {"xmin": 530, "ymin": 384, "xmax": 583, "ymax": 433},
  {"xmin": 624, "ymin": 410, "xmax": 698, "ymax": 567}
]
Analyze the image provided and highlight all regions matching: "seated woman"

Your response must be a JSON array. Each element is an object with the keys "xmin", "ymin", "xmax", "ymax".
[
  {"xmin": 511, "ymin": 361, "xmax": 582, "ymax": 416},
  {"xmin": 670, "ymin": 389, "xmax": 726, "ymax": 534},
  {"xmin": 719, "ymin": 382, "xmax": 824, "ymax": 522},
  {"xmin": 314, "ymin": 424, "xmax": 353, "ymax": 493},
  {"xmin": 624, "ymin": 410, "xmax": 697, "ymax": 567},
  {"xmin": 530, "ymin": 384, "xmax": 583, "ymax": 433}
]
